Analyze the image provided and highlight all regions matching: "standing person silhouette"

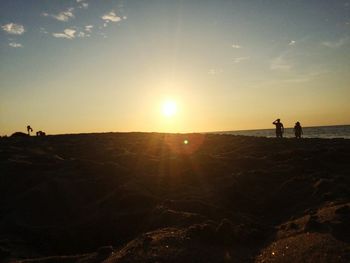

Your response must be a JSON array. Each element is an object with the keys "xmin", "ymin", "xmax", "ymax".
[
  {"xmin": 272, "ymin": 119, "xmax": 284, "ymax": 138},
  {"xmin": 294, "ymin": 121, "xmax": 303, "ymax": 138},
  {"xmin": 27, "ymin": 125, "xmax": 33, "ymax": 136}
]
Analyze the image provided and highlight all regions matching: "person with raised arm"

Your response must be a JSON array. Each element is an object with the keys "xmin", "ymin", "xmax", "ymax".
[{"xmin": 272, "ymin": 119, "xmax": 284, "ymax": 138}]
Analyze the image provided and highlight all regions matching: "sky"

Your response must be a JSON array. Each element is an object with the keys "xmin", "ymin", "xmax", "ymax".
[{"xmin": 1, "ymin": 0, "xmax": 350, "ymax": 135}]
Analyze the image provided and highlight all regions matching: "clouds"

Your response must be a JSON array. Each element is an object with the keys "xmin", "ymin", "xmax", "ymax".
[
  {"xmin": 77, "ymin": 31, "xmax": 86, "ymax": 38},
  {"xmin": 288, "ymin": 40, "xmax": 296, "ymax": 46},
  {"xmin": 40, "ymin": 2, "xmax": 92, "ymax": 40},
  {"xmin": 101, "ymin": 10, "xmax": 126, "ymax": 28},
  {"xmin": 39, "ymin": 27, "xmax": 48, "ymax": 34},
  {"xmin": 52, "ymin": 25, "xmax": 93, "ymax": 39},
  {"xmin": 1, "ymin": 4, "xmax": 128, "ymax": 48},
  {"xmin": 102, "ymin": 11, "xmax": 122, "ymax": 22},
  {"xmin": 53, "ymin": 29, "xmax": 76, "ymax": 39},
  {"xmin": 76, "ymin": 0, "xmax": 89, "ymax": 9},
  {"xmin": 9, "ymin": 42, "xmax": 23, "ymax": 48},
  {"xmin": 41, "ymin": 0, "xmax": 89, "ymax": 21},
  {"xmin": 46, "ymin": 8, "xmax": 126, "ymax": 40},
  {"xmin": 2, "ymin": 23, "xmax": 25, "ymax": 48},
  {"xmin": 231, "ymin": 44, "xmax": 241, "ymax": 49},
  {"xmin": 81, "ymin": 3, "xmax": 89, "ymax": 9},
  {"xmin": 85, "ymin": 25, "xmax": 93, "ymax": 32},
  {"xmin": 1, "ymin": 23, "xmax": 25, "ymax": 35},
  {"xmin": 42, "ymin": 8, "xmax": 75, "ymax": 22}
]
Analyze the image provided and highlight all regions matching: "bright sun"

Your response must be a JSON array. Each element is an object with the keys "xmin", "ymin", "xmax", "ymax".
[{"xmin": 162, "ymin": 100, "xmax": 177, "ymax": 117}]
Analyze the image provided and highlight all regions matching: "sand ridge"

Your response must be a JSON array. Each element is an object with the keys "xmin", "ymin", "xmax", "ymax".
[{"xmin": 0, "ymin": 133, "xmax": 349, "ymax": 262}]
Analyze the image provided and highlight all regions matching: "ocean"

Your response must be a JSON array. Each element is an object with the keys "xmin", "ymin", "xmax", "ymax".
[{"xmin": 219, "ymin": 125, "xmax": 350, "ymax": 139}]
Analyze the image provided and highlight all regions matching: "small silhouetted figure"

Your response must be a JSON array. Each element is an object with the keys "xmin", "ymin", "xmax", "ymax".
[
  {"xmin": 294, "ymin": 122, "xmax": 303, "ymax": 138},
  {"xmin": 36, "ymin": 131, "xmax": 46, "ymax": 136},
  {"xmin": 27, "ymin": 125, "xmax": 33, "ymax": 136},
  {"xmin": 272, "ymin": 119, "xmax": 284, "ymax": 138}
]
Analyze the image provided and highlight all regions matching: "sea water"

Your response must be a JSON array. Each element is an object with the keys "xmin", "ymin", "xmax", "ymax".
[{"xmin": 220, "ymin": 125, "xmax": 350, "ymax": 139}]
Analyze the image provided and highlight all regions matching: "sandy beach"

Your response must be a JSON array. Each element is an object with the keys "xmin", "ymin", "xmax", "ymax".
[{"xmin": 0, "ymin": 133, "xmax": 350, "ymax": 262}]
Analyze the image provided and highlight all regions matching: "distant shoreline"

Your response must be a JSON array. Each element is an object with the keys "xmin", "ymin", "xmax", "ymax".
[{"xmin": 210, "ymin": 124, "xmax": 350, "ymax": 133}]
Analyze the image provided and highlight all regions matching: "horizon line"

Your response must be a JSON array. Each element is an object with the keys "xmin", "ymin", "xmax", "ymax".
[{"xmin": 2, "ymin": 123, "xmax": 350, "ymax": 137}]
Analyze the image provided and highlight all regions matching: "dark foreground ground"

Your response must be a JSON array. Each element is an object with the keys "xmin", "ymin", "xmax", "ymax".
[{"xmin": 0, "ymin": 133, "xmax": 350, "ymax": 262}]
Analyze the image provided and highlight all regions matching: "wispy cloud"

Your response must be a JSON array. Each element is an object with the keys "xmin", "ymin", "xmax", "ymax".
[
  {"xmin": 270, "ymin": 55, "xmax": 292, "ymax": 71},
  {"xmin": 322, "ymin": 36, "xmax": 350, "ymax": 48},
  {"xmin": 283, "ymin": 70, "xmax": 328, "ymax": 83},
  {"xmin": 39, "ymin": 27, "xmax": 48, "ymax": 34},
  {"xmin": 208, "ymin": 68, "xmax": 223, "ymax": 75},
  {"xmin": 1, "ymin": 23, "xmax": 25, "ymax": 35},
  {"xmin": 85, "ymin": 25, "xmax": 93, "ymax": 32},
  {"xmin": 233, "ymin": 56, "xmax": 250, "ymax": 63},
  {"xmin": 288, "ymin": 40, "xmax": 296, "ymax": 46},
  {"xmin": 77, "ymin": 30, "xmax": 90, "ymax": 38},
  {"xmin": 231, "ymin": 44, "xmax": 241, "ymax": 49},
  {"xmin": 76, "ymin": 0, "xmax": 89, "ymax": 9},
  {"xmin": 102, "ymin": 11, "xmax": 122, "ymax": 22},
  {"xmin": 9, "ymin": 42, "xmax": 23, "ymax": 48},
  {"xmin": 52, "ymin": 28, "xmax": 76, "ymax": 39},
  {"xmin": 77, "ymin": 31, "xmax": 86, "ymax": 38},
  {"xmin": 42, "ymin": 8, "xmax": 75, "ymax": 22}
]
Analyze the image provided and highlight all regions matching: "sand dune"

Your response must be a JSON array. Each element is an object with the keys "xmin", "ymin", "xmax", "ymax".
[{"xmin": 0, "ymin": 133, "xmax": 349, "ymax": 262}]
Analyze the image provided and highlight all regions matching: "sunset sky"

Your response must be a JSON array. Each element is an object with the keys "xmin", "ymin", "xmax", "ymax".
[{"xmin": 1, "ymin": 0, "xmax": 350, "ymax": 135}]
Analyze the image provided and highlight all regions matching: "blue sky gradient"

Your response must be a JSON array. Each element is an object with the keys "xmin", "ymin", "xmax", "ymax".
[{"xmin": 1, "ymin": 0, "xmax": 350, "ymax": 134}]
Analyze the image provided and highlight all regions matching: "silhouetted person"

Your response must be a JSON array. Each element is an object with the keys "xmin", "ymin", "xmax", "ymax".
[
  {"xmin": 36, "ymin": 131, "xmax": 46, "ymax": 136},
  {"xmin": 294, "ymin": 122, "xmax": 303, "ymax": 138},
  {"xmin": 272, "ymin": 119, "xmax": 284, "ymax": 138},
  {"xmin": 27, "ymin": 125, "xmax": 33, "ymax": 136}
]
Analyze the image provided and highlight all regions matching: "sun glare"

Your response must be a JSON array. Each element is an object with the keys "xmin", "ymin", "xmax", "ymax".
[{"xmin": 162, "ymin": 100, "xmax": 177, "ymax": 117}]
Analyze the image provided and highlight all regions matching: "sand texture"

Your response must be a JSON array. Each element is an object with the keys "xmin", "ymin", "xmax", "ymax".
[{"xmin": 0, "ymin": 133, "xmax": 350, "ymax": 262}]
